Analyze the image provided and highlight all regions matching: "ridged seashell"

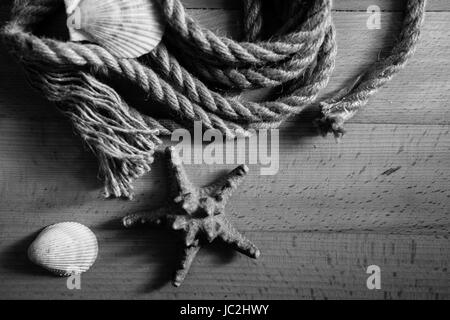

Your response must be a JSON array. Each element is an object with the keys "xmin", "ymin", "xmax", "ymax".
[
  {"xmin": 28, "ymin": 222, "xmax": 98, "ymax": 276},
  {"xmin": 65, "ymin": 0, "xmax": 165, "ymax": 58}
]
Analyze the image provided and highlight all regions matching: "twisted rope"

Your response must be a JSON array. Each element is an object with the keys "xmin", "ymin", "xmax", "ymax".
[
  {"xmin": 317, "ymin": 0, "xmax": 427, "ymax": 137},
  {"xmin": 243, "ymin": 0, "xmax": 263, "ymax": 41},
  {"xmin": 0, "ymin": 0, "xmax": 426, "ymax": 198}
]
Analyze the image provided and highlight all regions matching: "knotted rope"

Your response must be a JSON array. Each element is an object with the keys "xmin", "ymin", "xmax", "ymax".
[{"xmin": 1, "ymin": 0, "xmax": 426, "ymax": 198}]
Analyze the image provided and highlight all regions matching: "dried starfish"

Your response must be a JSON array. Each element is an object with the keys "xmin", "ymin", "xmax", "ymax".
[{"xmin": 123, "ymin": 147, "xmax": 260, "ymax": 287}]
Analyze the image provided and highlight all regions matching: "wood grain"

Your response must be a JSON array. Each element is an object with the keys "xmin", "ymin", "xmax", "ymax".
[
  {"xmin": 180, "ymin": 0, "xmax": 449, "ymax": 11},
  {"xmin": 0, "ymin": 0, "xmax": 448, "ymax": 12},
  {"xmin": 0, "ymin": 121, "xmax": 449, "ymax": 234},
  {"xmin": 0, "ymin": 2, "xmax": 449, "ymax": 300},
  {"xmin": 0, "ymin": 231, "xmax": 448, "ymax": 299}
]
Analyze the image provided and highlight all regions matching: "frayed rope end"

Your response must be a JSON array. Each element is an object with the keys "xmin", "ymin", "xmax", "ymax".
[
  {"xmin": 99, "ymin": 150, "xmax": 159, "ymax": 200},
  {"xmin": 314, "ymin": 101, "xmax": 359, "ymax": 141},
  {"xmin": 314, "ymin": 114, "xmax": 346, "ymax": 141}
]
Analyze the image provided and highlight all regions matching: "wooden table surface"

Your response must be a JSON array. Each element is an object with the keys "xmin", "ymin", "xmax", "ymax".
[{"xmin": 0, "ymin": 0, "xmax": 449, "ymax": 300}]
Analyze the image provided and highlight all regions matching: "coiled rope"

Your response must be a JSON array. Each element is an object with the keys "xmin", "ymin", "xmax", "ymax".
[{"xmin": 0, "ymin": 0, "xmax": 426, "ymax": 198}]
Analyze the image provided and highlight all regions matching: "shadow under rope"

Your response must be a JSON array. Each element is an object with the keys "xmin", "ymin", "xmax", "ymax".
[
  {"xmin": 0, "ymin": 63, "xmax": 102, "ymax": 194},
  {"xmin": 0, "ymin": 14, "xmax": 101, "ymax": 195}
]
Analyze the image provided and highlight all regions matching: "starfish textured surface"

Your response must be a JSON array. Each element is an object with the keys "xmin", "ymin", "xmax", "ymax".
[{"xmin": 123, "ymin": 147, "xmax": 260, "ymax": 287}]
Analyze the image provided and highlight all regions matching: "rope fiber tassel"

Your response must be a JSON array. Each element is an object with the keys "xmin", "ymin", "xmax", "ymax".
[
  {"xmin": 0, "ymin": 0, "xmax": 427, "ymax": 198},
  {"xmin": 25, "ymin": 65, "xmax": 162, "ymax": 199}
]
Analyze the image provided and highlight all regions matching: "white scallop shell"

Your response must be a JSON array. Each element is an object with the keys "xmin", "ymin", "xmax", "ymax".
[
  {"xmin": 65, "ymin": 0, "xmax": 165, "ymax": 58},
  {"xmin": 28, "ymin": 222, "xmax": 98, "ymax": 276}
]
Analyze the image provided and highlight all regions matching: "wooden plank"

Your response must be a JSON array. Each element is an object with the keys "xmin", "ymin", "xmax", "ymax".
[
  {"xmin": 181, "ymin": 0, "xmax": 449, "ymax": 11},
  {"xmin": 1, "ymin": 11, "xmax": 449, "ymax": 125},
  {"xmin": 0, "ymin": 0, "xmax": 449, "ymax": 12},
  {"xmin": 0, "ymin": 231, "xmax": 448, "ymax": 299},
  {"xmin": 0, "ymin": 3, "xmax": 449, "ymax": 301},
  {"xmin": 0, "ymin": 120, "xmax": 448, "ymax": 235}
]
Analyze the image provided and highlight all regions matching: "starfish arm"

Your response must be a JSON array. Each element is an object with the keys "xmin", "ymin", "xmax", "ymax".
[
  {"xmin": 122, "ymin": 206, "xmax": 173, "ymax": 228},
  {"xmin": 173, "ymin": 245, "xmax": 201, "ymax": 287},
  {"xmin": 218, "ymin": 217, "xmax": 260, "ymax": 259},
  {"xmin": 184, "ymin": 224, "xmax": 199, "ymax": 246},
  {"xmin": 171, "ymin": 215, "xmax": 189, "ymax": 231},
  {"xmin": 207, "ymin": 165, "xmax": 249, "ymax": 203},
  {"xmin": 166, "ymin": 147, "xmax": 194, "ymax": 198}
]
